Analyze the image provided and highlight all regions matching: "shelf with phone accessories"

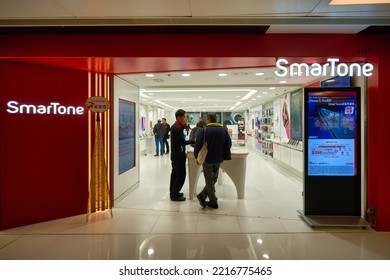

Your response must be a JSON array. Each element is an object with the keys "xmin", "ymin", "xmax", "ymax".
[{"xmin": 260, "ymin": 109, "xmax": 274, "ymax": 158}]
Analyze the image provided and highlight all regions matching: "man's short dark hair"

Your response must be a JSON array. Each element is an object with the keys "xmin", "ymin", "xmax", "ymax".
[
  {"xmin": 175, "ymin": 109, "xmax": 186, "ymax": 119},
  {"xmin": 162, "ymin": 117, "xmax": 167, "ymax": 121},
  {"xmin": 207, "ymin": 113, "xmax": 217, "ymax": 123}
]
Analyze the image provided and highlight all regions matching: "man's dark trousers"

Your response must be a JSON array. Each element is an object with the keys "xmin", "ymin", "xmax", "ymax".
[{"xmin": 170, "ymin": 157, "xmax": 186, "ymax": 198}]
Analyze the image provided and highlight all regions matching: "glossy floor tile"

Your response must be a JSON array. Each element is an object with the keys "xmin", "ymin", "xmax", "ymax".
[
  {"xmin": 1, "ymin": 232, "xmax": 390, "ymax": 260},
  {"xmin": 1, "ymin": 149, "xmax": 389, "ymax": 260}
]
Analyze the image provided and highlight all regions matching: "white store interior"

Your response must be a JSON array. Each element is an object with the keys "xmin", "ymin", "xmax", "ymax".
[{"xmin": 112, "ymin": 64, "xmax": 367, "ymax": 219}]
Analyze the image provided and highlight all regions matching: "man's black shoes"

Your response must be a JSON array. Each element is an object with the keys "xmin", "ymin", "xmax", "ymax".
[
  {"xmin": 170, "ymin": 196, "xmax": 186, "ymax": 201},
  {"xmin": 206, "ymin": 201, "xmax": 219, "ymax": 209},
  {"xmin": 197, "ymin": 194, "xmax": 206, "ymax": 208}
]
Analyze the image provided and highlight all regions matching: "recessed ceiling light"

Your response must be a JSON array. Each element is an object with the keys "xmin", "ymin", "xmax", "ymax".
[
  {"xmin": 269, "ymin": 87, "xmax": 276, "ymax": 90},
  {"xmin": 255, "ymin": 72, "xmax": 265, "ymax": 76},
  {"xmin": 262, "ymin": 91, "xmax": 269, "ymax": 94},
  {"xmin": 182, "ymin": 73, "xmax": 191, "ymax": 77},
  {"xmin": 279, "ymin": 81, "xmax": 287, "ymax": 84},
  {"xmin": 148, "ymin": 93, "xmax": 154, "ymax": 96},
  {"xmin": 145, "ymin": 74, "xmax": 154, "ymax": 77},
  {"xmin": 218, "ymin": 73, "xmax": 227, "ymax": 77}
]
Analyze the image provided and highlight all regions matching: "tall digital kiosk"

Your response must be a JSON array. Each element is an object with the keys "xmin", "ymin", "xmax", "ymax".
[{"xmin": 299, "ymin": 87, "xmax": 369, "ymax": 228}]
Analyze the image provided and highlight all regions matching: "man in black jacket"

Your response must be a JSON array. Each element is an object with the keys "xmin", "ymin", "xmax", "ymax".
[
  {"xmin": 194, "ymin": 113, "xmax": 232, "ymax": 209},
  {"xmin": 162, "ymin": 117, "xmax": 170, "ymax": 154},
  {"xmin": 153, "ymin": 120, "xmax": 166, "ymax": 156},
  {"xmin": 170, "ymin": 109, "xmax": 195, "ymax": 201}
]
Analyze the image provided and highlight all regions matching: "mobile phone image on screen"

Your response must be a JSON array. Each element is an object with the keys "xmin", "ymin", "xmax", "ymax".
[
  {"xmin": 318, "ymin": 108, "xmax": 355, "ymax": 139},
  {"xmin": 318, "ymin": 108, "xmax": 339, "ymax": 138}
]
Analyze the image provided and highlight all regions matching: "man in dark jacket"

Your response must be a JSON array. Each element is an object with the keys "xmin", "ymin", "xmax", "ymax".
[
  {"xmin": 194, "ymin": 113, "xmax": 232, "ymax": 209},
  {"xmin": 170, "ymin": 109, "xmax": 195, "ymax": 201},
  {"xmin": 153, "ymin": 119, "xmax": 166, "ymax": 156},
  {"xmin": 162, "ymin": 117, "xmax": 170, "ymax": 154}
]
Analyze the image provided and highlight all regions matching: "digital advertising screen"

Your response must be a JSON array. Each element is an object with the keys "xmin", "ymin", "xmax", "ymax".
[
  {"xmin": 304, "ymin": 87, "xmax": 361, "ymax": 216},
  {"xmin": 307, "ymin": 91, "xmax": 358, "ymax": 176},
  {"xmin": 118, "ymin": 99, "xmax": 136, "ymax": 175}
]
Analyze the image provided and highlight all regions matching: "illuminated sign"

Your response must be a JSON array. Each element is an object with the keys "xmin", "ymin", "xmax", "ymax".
[
  {"xmin": 275, "ymin": 58, "xmax": 374, "ymax": 78},
  {"xmin": 6, "ymin": 101, "xmax": 84, "ymax": 115}
]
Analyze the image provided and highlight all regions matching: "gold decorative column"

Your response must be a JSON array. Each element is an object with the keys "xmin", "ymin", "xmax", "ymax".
[{"xmin": 86, "ymin": 94, "xmax": 112, "ymax": 220}]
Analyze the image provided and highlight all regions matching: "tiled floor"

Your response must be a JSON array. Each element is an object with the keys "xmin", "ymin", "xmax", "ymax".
[{"xmin": 1, "ymin": 148, "xmax": 390, "ymax": 260}]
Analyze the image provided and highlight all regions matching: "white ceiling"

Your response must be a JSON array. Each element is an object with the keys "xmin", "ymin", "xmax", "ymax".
[
  {"xmin": 0, "ymin": 0, "xmax": 389, "ymax": 34},
  {"xmin": 120, "ymin": 67, "xmax": 321, "ymax": 112}
]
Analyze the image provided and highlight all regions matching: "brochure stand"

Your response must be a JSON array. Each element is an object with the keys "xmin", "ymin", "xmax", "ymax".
[{"xmin": 300, "ymin": 87, "xmax": 369, "ymax": 229}]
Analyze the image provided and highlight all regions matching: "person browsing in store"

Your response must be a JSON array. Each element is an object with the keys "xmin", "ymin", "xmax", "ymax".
[
  {"xmin": 169, "ymin": 109, "xmax": 195, "ymax": 201},
  {"xmin": 194, "ymin": 113, "xmax": 232, "ymax": 209},
  {"xmin": 189, "ymin": 120, "xmax": 206, "ymax": 146},
  {"xmin": 153, "ymin": 119, "xmax": 166, "ymax": 156},
  {"xmin": 162, "ymin": 117, "xmax": 171, "ymax": 154}
]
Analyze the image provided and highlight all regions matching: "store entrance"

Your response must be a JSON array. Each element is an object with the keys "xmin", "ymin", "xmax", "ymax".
[{"xmin": 113, "ymin": 62, "xmax": 367, "ymax": 233}]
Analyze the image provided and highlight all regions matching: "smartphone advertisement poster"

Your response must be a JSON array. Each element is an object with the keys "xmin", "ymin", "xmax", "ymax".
[
  {"xmin": 307, "ymin": 92, "xmax": 357, "ymax": 176},
  {"xmin": 119, "ymin": 99, "xmax": 136, "ymax": 175}
]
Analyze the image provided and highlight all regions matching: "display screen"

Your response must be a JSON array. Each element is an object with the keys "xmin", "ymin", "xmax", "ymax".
[
  {"xmin": 321, "ymin": 76, "xmax": 351, "ymax": 87},
  {"xmin": 307, "ymin": 91, "xmax": 358, "ymax": 176},
  {"xmin": 119, "ymin": 99, "xmax": 136, "ymax": 175}
]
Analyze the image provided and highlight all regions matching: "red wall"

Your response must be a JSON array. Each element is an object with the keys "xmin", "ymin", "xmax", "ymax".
[
  {"xmin": 0, "ymin": 61, "xmax": 89, "ymax": 229},
  {"xmin": 1, "ymin": 33, "xmax": 390, "ymax": 231}
]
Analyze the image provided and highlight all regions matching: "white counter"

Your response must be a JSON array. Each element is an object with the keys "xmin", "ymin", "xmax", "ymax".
[{"xmin": 186, "ymin": 148, "xmax": 249, "ymax": 200}]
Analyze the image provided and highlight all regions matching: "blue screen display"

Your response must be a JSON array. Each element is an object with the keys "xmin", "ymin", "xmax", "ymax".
[
  {"xmin": 307, "ymin": 92, "xmax": 357, "ymax": 176},
  {"xmin": 321, "ymin": 76, "xmax": 351, "ymax": 87}
]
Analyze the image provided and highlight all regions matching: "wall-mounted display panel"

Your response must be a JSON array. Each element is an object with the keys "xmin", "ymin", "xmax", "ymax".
[{"xmin": 118, "ymin": 99, "xmax": 136, "ymax": 175}]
